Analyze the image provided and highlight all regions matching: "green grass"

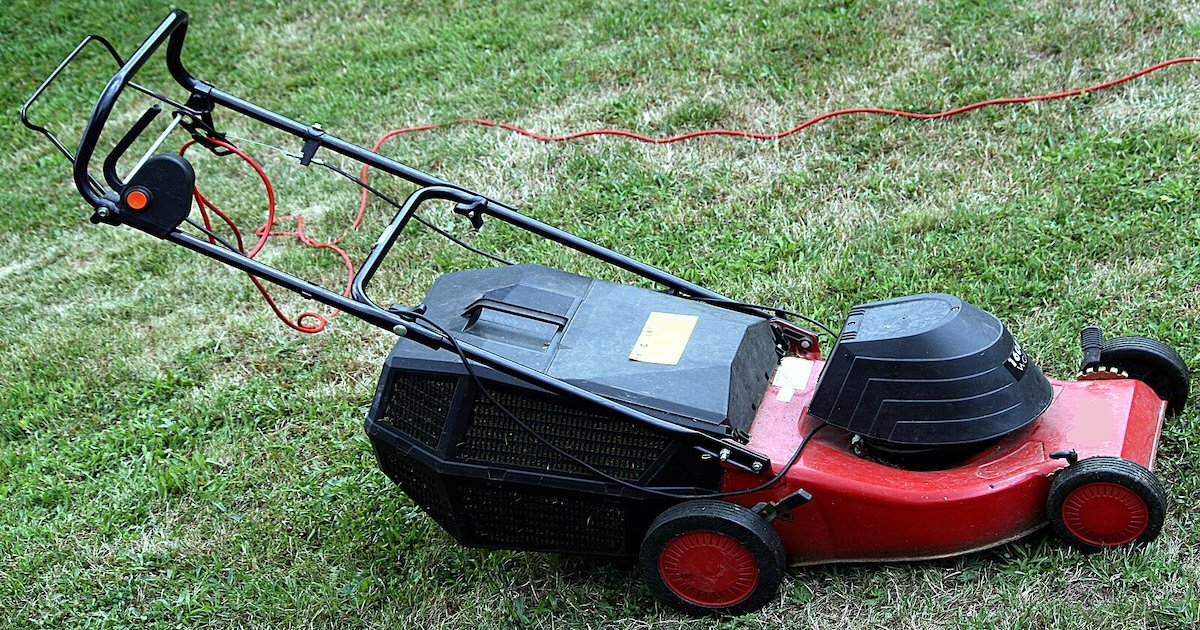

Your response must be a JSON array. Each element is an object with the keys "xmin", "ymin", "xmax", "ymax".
[{"xmin": 3, "ymin": 0, "xmax": 1199, "ymax": 627}]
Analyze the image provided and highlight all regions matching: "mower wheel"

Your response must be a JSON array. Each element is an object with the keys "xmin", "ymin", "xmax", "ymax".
[
  {"xmin": 1047, "ymin": 456, "xmax": 1166, "ymax": 553},
  {"xmin": 639, "ymin": 500, "xmax": 785, "ymax": 616},
  {"xmin": 1097, "ymin": 336, "xmax": 1190, "ymax": 417}
]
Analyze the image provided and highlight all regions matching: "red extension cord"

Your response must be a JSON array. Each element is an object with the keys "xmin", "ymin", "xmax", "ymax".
[
  {"xmin": 181, "ymin": 137, "xmax": 355, "ymax": 333},
  {"xmin": 185, "ymin": 56, "xmax": 1200, "ymax": 333}
]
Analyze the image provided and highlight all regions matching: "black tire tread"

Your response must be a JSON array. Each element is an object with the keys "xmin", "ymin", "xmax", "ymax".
[
  {"xmin": 639, "ymin": 500, "xmax": 785, "ymax": 616},
  {"xmin": 1046, "ymin": 456, "xmax": 1167, "ymax": 553},
  {"xmin": 1099, "ymin": 336, "xmax": 1190, "ymax": 416}
]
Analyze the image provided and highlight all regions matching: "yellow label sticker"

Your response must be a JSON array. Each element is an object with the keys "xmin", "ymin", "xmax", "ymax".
[{"xmin": 629, "ymin": 312, "xmax": 699, "ymax": 366}]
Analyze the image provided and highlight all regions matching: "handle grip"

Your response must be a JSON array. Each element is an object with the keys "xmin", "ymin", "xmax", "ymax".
[
  {"xmin": 1080, "ymin": 325, "xmax": 1104, "ymax": 369},
  {"xmin": 463, "ymin": 298, "xmax": 570, "ymax": 331},
  {"xmin": 73, "ymin": 9, "xmax": 198, "ymax": 211},
  {"xmin": 102, "ymin": 104, "xmax": 163, "ymax": 190}
]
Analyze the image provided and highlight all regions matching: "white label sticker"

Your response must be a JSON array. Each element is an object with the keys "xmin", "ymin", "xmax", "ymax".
[{"xmin": 772, "ymin": 357, "xmax": 814, "ymax": 402}]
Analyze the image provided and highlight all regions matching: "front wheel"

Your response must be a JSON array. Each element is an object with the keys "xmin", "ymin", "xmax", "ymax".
[
  {"xmin": 1047, "ymin": 456, "xmax": 1167, "ymax": 553},
  {"xmin": 1092, "ymin": 336, "xmax": 1190, "ymax": 417},
  {"xmin": 639, "ymin": 500, "xmax": 785, "ymax": 616}
]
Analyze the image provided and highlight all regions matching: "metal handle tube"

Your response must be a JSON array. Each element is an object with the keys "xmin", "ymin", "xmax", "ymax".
[
  {"xmin": 189, "ymin": 85, "xmax": 739, "ymax": 304},
  {"xmin": 351, "ymin": 186, "xmax": 480, "ymax": 307},
  {"xmin": 137, "ymin": 10, "xmax": 751, "ymax": 309},
  {"xmin": 66, "ymin": 10, "xmax": 758, "ymax": 313}
]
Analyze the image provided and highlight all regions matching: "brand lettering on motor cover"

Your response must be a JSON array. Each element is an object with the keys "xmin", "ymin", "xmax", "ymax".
[{"xmin": 1006, "ymin": 340, "xmax": 1028, "ymax": 375}]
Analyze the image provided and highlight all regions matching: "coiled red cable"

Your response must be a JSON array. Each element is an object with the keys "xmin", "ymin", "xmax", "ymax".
[{"xmin": 181, "ymin": 137, "xmax": 354, "ymax": 333}]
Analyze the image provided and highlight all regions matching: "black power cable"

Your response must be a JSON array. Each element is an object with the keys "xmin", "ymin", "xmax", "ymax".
[
  {"xmin": 684, "ymin": 295, "xmax": 838, "ymax": 340},
  {"xmin": 310, "ymin": 159, "xmax": 515, "ymax": 267},
  {"xmin": 184, "ymin": 216, "xmax": 240, "ymax": 252}
]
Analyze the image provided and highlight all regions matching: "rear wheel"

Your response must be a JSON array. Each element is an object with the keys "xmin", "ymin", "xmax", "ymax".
[
  {"xmin": 639, "ymin": 500, "xmax": 785, "ymax": 616},
  {"xmin": 1093, "ymin": 336, "xmax": 1189, "ymax": 416},
  {"xmin": 1047, "ymin": 456, "xmax": 1166, "ymax": 553}
]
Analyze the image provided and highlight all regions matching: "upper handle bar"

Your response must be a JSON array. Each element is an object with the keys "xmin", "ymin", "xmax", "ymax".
[
  {"xmin": 54, "ymin": 9, "xmax": 779, "ymax": 332},
  {"xmin": 23, "ymin": 11, "xmax": 784, "ymax": 474},
  {"xmin": 72, "ymin": 9, "xmax": 199, "ymax": 212}
]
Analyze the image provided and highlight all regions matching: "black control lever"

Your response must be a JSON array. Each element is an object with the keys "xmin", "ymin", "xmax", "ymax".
[
  {"xmin": 752, "ymin": 488, "xmax": 813, "ymax": 522},
  {"xmin": 102, "ymin": 104, "xmax": 163, "ymax": 190},
  {"xmin": 178, "ymin": 93, "xmax": 231, "ymax": 155},
  {"xmin": 454, "ymin": 199, "xmax": 487, "ymax": 229}
]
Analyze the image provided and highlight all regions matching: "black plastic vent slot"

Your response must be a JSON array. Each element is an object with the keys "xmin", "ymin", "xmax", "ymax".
[
  {"xmin": 459, "ymin": 387, "xmax": 670, "ymax": 481},
  {"xmin": 377, "ymin": 374, "xmax": 457, "ymax": 450},
  {"xmin": 457, "ymin": 482, "xmax": 626, "ymax": 553},
  {"xmin": 376, "ymin": 448, "xmax": 459, "ymax": 536}
]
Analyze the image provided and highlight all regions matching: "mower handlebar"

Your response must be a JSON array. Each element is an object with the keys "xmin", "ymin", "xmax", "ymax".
[
  {"xmin": 72, "ymin": 9, "xmax": 199, "ymax": 212},
  {"xmin": 25, "ymin": 11, "xmax": 782, "ymax": 476}
]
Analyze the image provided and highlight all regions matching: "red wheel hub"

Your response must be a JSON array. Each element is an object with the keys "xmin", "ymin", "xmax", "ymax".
[
  {"xmin": 1061, "ymin": 482, "xmax": 1149, "ymax": 547},
  {"xmin": 658, "ymin": 530, "xmax": 759, "ymax": 607}
]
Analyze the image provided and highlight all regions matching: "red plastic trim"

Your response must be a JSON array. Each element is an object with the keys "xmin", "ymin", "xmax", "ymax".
[
  {"xmin": 1061, "ymin": 482, "xmax": 1149, "ymax": 547},
  {"xmin": 658, "ymin": 530, "xmax": 759, "ymax": 607}
]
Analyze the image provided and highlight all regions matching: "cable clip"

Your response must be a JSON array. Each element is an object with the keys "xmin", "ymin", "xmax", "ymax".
[
  {"xmin": 453, "ymin": 198, "xmax": 488, "ymax": 230},
  {"xmin": 177, "ymin": 93, "xmax": 230, "ymax": 155},
  {"xmin": 299, "ymin": 123, "xmax": 325, "ymax": 166}
]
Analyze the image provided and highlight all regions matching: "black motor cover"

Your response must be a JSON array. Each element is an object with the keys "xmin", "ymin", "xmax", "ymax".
[{"xmin": 808, "ymin": 293, "xmax": 1053, "ymax": 447}]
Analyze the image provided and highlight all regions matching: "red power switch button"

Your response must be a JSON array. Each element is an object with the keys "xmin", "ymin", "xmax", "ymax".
[{"xmin": 125, "ymin": 188, "xmax": 150, "ymax": 211}]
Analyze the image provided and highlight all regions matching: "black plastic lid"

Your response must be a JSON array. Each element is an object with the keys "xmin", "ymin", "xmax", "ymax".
[{"xmin": 809, "ymin": 293, "xmax": 1054, "ymax": 446}]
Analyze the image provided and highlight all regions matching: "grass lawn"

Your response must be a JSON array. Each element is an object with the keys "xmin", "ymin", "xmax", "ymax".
[{"xmin": 2, "ymin": 0, "xmax": 1199, "ymax": 627}]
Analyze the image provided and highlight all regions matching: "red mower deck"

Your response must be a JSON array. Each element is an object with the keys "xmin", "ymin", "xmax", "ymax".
[{"xmin": 723, "ymin": 358, "xmax": 1167, "ymax": 565}]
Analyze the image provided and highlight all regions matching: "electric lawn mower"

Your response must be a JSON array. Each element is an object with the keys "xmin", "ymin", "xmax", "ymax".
[{"xmin": 22, "ymin": 11, "xmax": 1191, "ymax": 616}]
